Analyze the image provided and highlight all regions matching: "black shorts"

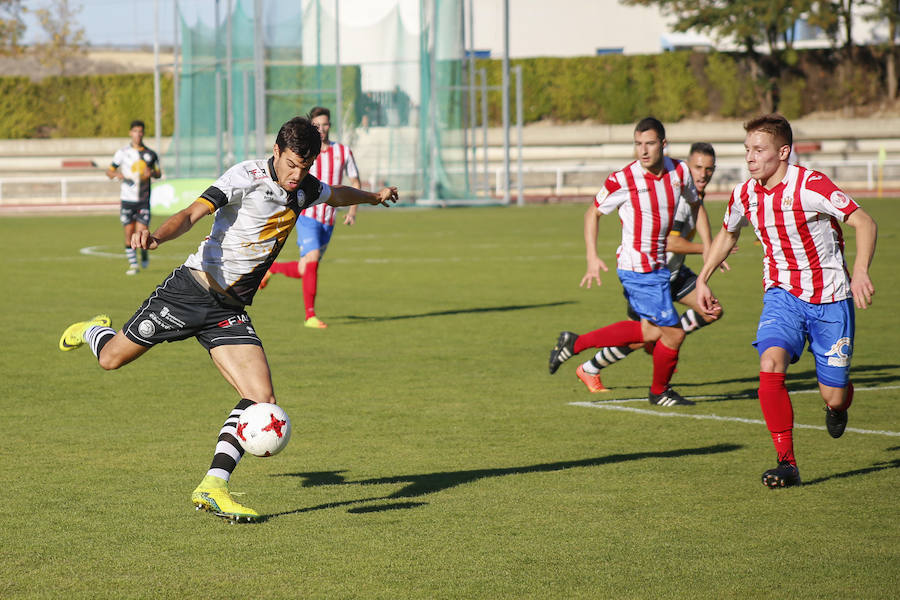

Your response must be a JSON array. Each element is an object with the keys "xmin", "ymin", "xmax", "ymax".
[
  {"xmin": 120, "ymin": 202, "xmax": 150, "ymax": 226},
  {"xmin": 122, "ymin": 265, "xmax": 263, "ymax": 351},
  {"xmin": 626, "ymin": 265, "xmax": 697, "ymax": 320}
]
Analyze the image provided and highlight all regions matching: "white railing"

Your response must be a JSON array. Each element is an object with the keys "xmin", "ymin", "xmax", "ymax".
[
  {"xmin": 0, "ymin": 175, "xmax": 112, "ymax": 205},
  {"xmin": 3, "ymin": 158, "xmax": 900, "ymax": 207}
]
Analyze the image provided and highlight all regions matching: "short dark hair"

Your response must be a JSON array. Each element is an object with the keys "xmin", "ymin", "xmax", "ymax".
[
  {"xmin": 689, "ymin": 142, "xmax": 716, "ymax": 160},
  {"xmin": 744, "ymin": 113, "xmax": 793, "ymax": 150},
  {"xmin": 130, "ymin": 120, "xmax": 145, "ymax": 130},
  {"xmin": 275, "ymin": 117, "xmax": 322, "ymax": 163},
  {"xmin": 309, "ymin": 106, "xmax": 331, "ymax": 120},
  {"xmin": 635, "ymin": 117, "xmax": 665, "ymax": 141}
]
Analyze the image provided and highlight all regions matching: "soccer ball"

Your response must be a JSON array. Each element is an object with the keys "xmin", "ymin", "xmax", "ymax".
[{"xmin": 236, "ymin": 402, "xmax": 292, "ymax": 457}]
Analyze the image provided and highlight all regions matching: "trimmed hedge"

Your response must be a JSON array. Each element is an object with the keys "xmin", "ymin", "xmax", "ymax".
[
  {"xmin": 475, "ymin": 48, "xmax": 889, "ymax": 125},
  {"xmin": 0, "ymin": 74, "xmax": 175, "ymax": 138},
  {"xmin": 0, "ymin": 48, "xmax": 891, "ymax": 138}
]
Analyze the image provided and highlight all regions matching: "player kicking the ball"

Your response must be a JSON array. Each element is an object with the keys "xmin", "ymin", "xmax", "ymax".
[
  {"xmin": 59, "ymin": 116, "xmax": 399, "ymax": 521},
  {"xmin": 696, "ymin": 114, "xmax": 877, "ymax": 488}
]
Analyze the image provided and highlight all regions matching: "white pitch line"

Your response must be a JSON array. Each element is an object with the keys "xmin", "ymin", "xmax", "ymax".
[
  {"xmin": 569, "ymin": 401, "xmax": 900, "ymax": 437},
  {"xmin": 605, "ymin": 384, "xmax": 900, "ymax": 404}
]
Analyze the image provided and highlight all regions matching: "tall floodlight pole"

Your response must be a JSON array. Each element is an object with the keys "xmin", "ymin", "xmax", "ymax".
[
  {"xmin": 253, "ymin": 0, "xmax": 266, "ymax": 156},
  {"xmin": 153, "ymin": 0, "xmax": 161, "ymax": 154},
  {"xmin": 335, "ymin": 0, "xmax": 342, "ymax": 139},
  {"xmin": 226, "ymin": 0, "xmax": 235, "ymax": 166},
  {"xmin": 467, "ymin": 0, "xmax": 476, "ymax": 197},
  {"xmin": 515, "ymin": 64, "xmax": 523, "ymax": 206},
  {"xmin": 173, "ymin": 0, "xmax": 180, "ymax": 177},
  {"xmin": 428, "ymin": 0, "xmax": 439, "ymax": 202},
  {"xmin": 501, "ymin": 0, "xmax": 510, "ymax": 204}
]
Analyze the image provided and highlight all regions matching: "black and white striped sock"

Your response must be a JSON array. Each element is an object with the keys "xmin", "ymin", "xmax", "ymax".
[
  {"xmin": 680, "ymin": 309, "xmax": 709, "ymax": 334},
  {"xmin": 206, "ymin": 399, "xmax": 255, "ymax": 482},
  {"xmin": 583, "ymin": 345, "xmax": 635, "ymax": 374},
  {"xmin": 83, "ymin": 325, "xmax": 116, "ymax": 359},
  {"xmin": 125, "ymin": 247, "xmax": 138, "ymax": 268}
]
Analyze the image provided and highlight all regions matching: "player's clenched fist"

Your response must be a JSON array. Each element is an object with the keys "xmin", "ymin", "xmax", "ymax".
[{"xmin": 131, "ymin": 229, "xmax": 160, "ymax": 250}]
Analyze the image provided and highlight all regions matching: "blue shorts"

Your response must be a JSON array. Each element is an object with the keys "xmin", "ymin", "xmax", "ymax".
[
  {"xmin": 754, "ymin": 287, "xmax": 855, "ymax": 388},
  {"xmin": 296, "ymin": 215, "xmax": 334, "ymax": 257},
  {"xmin": 618, "ymin": 268, "xmax": 679, "ymax": 327}
]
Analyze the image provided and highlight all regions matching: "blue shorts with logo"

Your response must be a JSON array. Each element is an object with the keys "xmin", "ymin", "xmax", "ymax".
[
  {"xmin": 296, "ymin": 215, "xmax": 334, "ymax": 257},
  {"xmin": 617, "ymin": 268, "xmax": 679, "ymax": 327},
  {"xmin": 754, "ymin": 287, "xmax": 855, "ymax": 388}
]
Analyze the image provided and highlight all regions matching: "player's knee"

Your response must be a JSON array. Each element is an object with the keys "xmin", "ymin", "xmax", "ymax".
[
  {"xmin": 97, "ymin": 352, "xmax": 124, "ymax": 371},
  {"xmin": 759, "ymin": 356, "xmax": 780, "ymax": 373}
]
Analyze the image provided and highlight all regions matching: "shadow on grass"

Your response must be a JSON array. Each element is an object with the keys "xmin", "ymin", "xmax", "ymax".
[
  {"xmin": 336, "ymin": 301, "xmax": 575, "ymax": 324},
  {"xmin": 802, "ymin": 457, "xmax": 900, "ymax": 486},
  {"xmin": 263, "ymin": 443, "xmax": 741, "ymax": 520},
  {"xmin": 666, "ymin": 363, "xmax": 900, "ymax": 404}
]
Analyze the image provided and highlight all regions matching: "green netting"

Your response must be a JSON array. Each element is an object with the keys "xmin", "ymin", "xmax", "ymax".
[{"xmin": 174, "ymin": 0, "xmax": 471, "ymax": 202}]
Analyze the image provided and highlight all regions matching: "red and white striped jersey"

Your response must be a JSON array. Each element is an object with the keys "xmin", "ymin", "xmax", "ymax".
[
  {"xmin": 594, "ymin": 157, "xmax": 699, "ymax": 273},
  {"xmin": 723, "ymin": 165, "xmax": 859, "ymax": 304},
  {"xmin": 300, "ymin": 141, "xmax": 359, "ymax": 225}
]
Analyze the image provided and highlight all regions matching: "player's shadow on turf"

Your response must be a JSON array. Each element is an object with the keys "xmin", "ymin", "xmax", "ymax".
[
  {"xmin": 268, "ymin": 443, "xmax": 741, "ymax": 518},
  {"xmin": 801, "ymin": 457, "xmax": 900, "ymax": 486},
  {"xmin": 338, "ymin": 301, "xmax": 575, "ymax": 323},
  {"xmin": 674, "ymin": 364, "xmax": 900, "ymax": 403}
]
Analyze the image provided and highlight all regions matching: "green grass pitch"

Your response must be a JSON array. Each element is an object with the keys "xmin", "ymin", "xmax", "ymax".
[{"xmin": 1, "ymin": 199, "xmax": 898, "ymax": 598}]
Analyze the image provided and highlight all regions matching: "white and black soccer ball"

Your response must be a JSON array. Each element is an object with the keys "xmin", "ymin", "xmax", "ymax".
[{"xmin": 236, "ymin": 402, "xmax": 292, "ymax": 457}]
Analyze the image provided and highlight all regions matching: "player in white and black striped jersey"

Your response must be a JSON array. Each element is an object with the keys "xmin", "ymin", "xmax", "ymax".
[
  {"xmin": 106, "ymin": 120, "xmax": 162, "ymax": 275},
  {"xmin": 577, "ymin": 143, "xmax": 734, "ymax": 392},
  {"xmin": 60, "ymin": 116, "xmax": 399, "ymax": 522}
]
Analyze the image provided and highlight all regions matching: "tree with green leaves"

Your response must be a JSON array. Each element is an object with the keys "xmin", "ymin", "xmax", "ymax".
[
  {"xmin": 0, "ymin": 0, "xmax": 26, "ymax": 55},
  {"xmin": 623, "ymin": 0, "xmax": 814, "ymax": 112},
  {"xmin": 865, "ymin": 0, "xmax": 900, "ymax": 99},
  {"xmin": 34, "ymin": 0, "xmax": 86, "ymax": 76}
]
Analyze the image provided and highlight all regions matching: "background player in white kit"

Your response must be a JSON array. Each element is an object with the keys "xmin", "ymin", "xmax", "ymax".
[
  {"xmin": 261, "ymin": 106, "xmax": 362, "ymax": 329},
  {"xmin": 696, "ymin": 113, "xmax": 877, "ymax": 488},
  {"xmin": 59, "ymin": 116, "xmax": 399, "ymax": 521},
  {"xmin": 106, "ymin": 120, "xmax": 162, "ymax": 275},
  {"xmin": 575, "ymin": 142, "xmax": 732, "ymax": 392}
]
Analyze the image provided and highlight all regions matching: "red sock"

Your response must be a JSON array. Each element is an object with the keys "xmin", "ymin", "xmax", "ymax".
[
  {"xmin": 270, "ymin": 261, "xmax": 302, "ymax": 279},
  {"xmin": 650, "ymin": 342, "xmax": 679, "ymax": 394},
  {"xmin": 758, "ymin": 372, "xmax": 795, "ymax": 465},
  {"xmin": 573, "ymin": 321, "xmax": 643, "ymax": 354},
  {"xmin": 302, "ymin": 261, "xmax": 319, "ymax": 319},
  {"xmin": 843, "ymin": 381, "xmax": 854, "ymax": 410}
]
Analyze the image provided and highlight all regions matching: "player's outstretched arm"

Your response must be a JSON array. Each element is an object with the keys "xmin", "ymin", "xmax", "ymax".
[
  {"xmin": 846, "ymin": 207, "xmax": 878, "ymax": 309},
  {"xmin": 343, "ymin": 176, "xmax": 363, "ymax": 225},
  {"xmin": 693, "ymin": 202, "xmax": 714, "ymax": 258},
  {"xmin": 580, "ymin": 204, "xmax": 608, "ymax": 288},
  {"xmin": 696, "ymin": 227, "xmax": 739, "ymax": 316},
  {"xmin": 131, "ymin": 200, "xmax": 212, "ymax": 250},
  {"xmin": 329, "ymin": 185, "xmax": 398, "ymax": 208}
]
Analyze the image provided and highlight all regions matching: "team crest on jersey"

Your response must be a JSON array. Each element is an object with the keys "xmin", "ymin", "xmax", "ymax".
[
  {"xmin": 824, "ymin": 336, "xmax": 852, "ymax": 367},
  {"xmin": 249, "ymin": 168, "xmax": 268, "ymax": 180},
  {"xmin": 829, "ymin": 191, "xmax": 850, "ymax": 210},
  {"xmin": 142, "ymin": 152, "xmax": 153, "ymax": 162},
  {"xmin": 781, "ymin": 195, "xmax": 794, "ymax": 210}
]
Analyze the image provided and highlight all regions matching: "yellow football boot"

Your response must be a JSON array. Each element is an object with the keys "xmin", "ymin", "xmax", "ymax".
[
  {"xmin": 58, "ymin": 314, "xmax": 111, "ymax": 351},
  {"xmin": 191, "ymin": 476, "xmax": 260, "ymax": 522},
  {"xmin": 304, "ymin": 316, "xmax": 328, "ymax": 329}
]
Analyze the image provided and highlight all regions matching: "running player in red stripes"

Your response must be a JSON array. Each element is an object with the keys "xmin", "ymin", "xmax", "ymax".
[
  {"xmin": 548, "ymin": 117, "xmax": 714, "ymax": 407},
  {"xmin": 696, "ymin": 114, "xmax": 878, "ymax": 488},
  {"xmin": 574, "ymin": 142, "xmax": 732, "ymax": 393},
  {"xmin": 260, "ymin": 106, "xmax": 362, "ymax": 329}
]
